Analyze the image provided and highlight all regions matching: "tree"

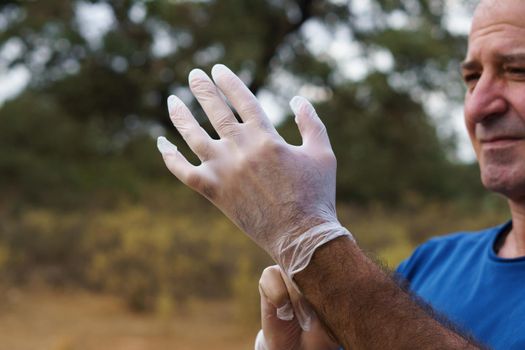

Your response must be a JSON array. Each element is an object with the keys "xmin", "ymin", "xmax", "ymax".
[
  {"xmin": 0, "ymin": 0, "xmax": 495, "ymax": 311},
  {"xmin": 0, "ymin": 0, "xmax": 480, "ymax": 206}
]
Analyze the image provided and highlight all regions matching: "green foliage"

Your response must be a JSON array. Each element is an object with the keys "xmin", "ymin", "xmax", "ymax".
[
  {"xmin": 0, "ymin": 0, "xmax": 498, "ymax": 318},
  {"xmin": 0, "ymin": 190, "xmax": 509, "ymax": 316},
  {"xmin": 0, "ymin": 189, "xmax": 271, "ymax": 312},
  {"xmin": 0, "ymin": 0, "xmax": 477, "ymax": 207},
  {"xmin": 279, "ymin": 73, "xmax": 479, "ymax": 204},
  {"xmin": 338, "ymin": 194, "xmax": 509, "ymax": 268},
  {"xmin": 232, "ymin": 255, "xmax": 263, "ymax": 326}
]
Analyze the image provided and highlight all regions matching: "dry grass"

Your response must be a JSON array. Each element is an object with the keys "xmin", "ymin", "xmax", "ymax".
[{"xmin": 0, "ymin": 287, "xmax": 258, "ymax": 350}]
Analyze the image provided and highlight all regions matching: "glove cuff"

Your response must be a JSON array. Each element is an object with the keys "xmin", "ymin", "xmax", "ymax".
[{"xmin": 276, "ymin": 222, "xmax": 354, "ymax": 281}]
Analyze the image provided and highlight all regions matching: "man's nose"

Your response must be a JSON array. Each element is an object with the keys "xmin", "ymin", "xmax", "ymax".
[{"xmin": 464, "ymin": 73, "xmax": 508, "ymax": 124}]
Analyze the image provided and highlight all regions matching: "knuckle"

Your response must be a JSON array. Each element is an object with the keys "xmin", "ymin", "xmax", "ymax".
[
  {"xmin": 247, "ymin": 138, "xmax": 288, "ymax": 166},
  {"xmin": 193, "ymin": 143, "xmax": 209, "ymax": 159},
  {"xmin": 309, "ymin": 119, "xmax": 327, "ymax": 138},
  {"xmin": 263, "ymin": 138, "xmax": 287, "ymax": 156},
  {"xmin": 200, "ymin": 183, "xmax": 216, "ymax": 200},
  {"xmin": 259, "ymin": 266, "xmax": 279, "ymax": 288},
  {"xmin": 216, "ymin": 115, "xmax": 237, "ymax": 135},
  {"xmin": 320, "ymin": 150, "xmax": 337, "ymax": 167},
  {"xmin": 185, "ymin": 171, "xmax": 203, "ymax": 190},
  {"xmin": 188, "ymin": 132, "xmax": 212, "ymax": 158},
  {"xmin": 186, "ymin": 166, "xmax": 217, "ymax": 200},
  {"xmin": 239, "ymin": 101, "xmax": 261, "ymax": 117},
  {"xmin": 316, "ymin": 122, "xmax": 328, "ymax": 135},
  {"xmin": 261, "ymin": 265, "xmax": 279, "ymax": 279},
  {"xmin": 259, "ymin": 267, "xmax": 270, "ymax": 283}
]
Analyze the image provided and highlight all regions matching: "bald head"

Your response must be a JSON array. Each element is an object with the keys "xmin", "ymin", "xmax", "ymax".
[{"xmin": 471, "ymin": 0, "xmax": 525, "ymax": 36}]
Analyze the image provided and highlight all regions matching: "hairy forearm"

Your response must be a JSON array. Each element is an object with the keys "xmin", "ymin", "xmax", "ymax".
[{"xmin": 294, "ymin": 236, "xmax": 484, "ymax": 350}]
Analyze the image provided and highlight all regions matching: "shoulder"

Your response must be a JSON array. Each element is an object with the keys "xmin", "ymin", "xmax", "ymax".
[
  {"xmin": 395, "ymin": 222, "xmax": 508, "ymax": 281},
  {"xmin": 416, "ymin": 228, "xmax": 491, "ymax": 255}
]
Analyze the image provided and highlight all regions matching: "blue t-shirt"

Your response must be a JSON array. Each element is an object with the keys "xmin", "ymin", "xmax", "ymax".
[{"xmin": 396, "ymin": 221, "xmax": 525, "ymax": 349}]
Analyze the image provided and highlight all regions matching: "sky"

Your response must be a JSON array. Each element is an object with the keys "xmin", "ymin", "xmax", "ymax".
[{"xmin": 0, "ymin": 0, "xmax": 476, "ymax": 161}]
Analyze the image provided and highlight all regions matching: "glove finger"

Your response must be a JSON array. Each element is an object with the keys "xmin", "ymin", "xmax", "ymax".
[
  {"xmin": 188, "ymin": 69, "xmax": 240, "ymax": 139},
  {"xmin": 167, "ymin": 95, "xmax": 214, "ymax": 161},
  {"xmin": 157, "ymin": 136, "xmax": 206, "ymax": 190},
  {"xmin": 289, "ymin": 96, "xmax": 332, "ymax": 151},
  {"xmin": 211, "ymin": 64, "xmax": 275, "ymax": 133}
]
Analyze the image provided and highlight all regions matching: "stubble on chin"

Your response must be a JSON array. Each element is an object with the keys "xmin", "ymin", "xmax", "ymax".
[{"xmin": 480, "ymin": 149, "xmax": 525, "ymax": 199}]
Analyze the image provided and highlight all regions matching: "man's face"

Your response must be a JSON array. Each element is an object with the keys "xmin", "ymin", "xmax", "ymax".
[{"xmin": 463, "ymin": 0, "xmax": 525, "ymax": 201}]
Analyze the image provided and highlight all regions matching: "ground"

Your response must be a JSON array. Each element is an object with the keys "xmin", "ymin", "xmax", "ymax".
[{"xmin": 0, "ymin": 287, "xmax": 257, "ymax": 350}]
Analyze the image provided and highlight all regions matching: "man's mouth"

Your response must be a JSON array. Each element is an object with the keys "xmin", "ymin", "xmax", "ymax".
[{"xmin": 480, "ymin": 136, "xmax": 524, "ymax": 148}]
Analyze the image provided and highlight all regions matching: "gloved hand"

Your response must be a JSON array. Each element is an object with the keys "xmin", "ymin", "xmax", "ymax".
[
  {"xmin": 255, "ymin": 265, "xmax": 340, "ymax": 350},
  {"xmin": 157, "ymin": 64, "xmax": 353, "ymax": 280}
]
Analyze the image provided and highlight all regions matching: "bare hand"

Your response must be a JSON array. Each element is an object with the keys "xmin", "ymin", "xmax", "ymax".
[{"xmin": 255, "ymin": 265, "xmax": 340, "ymax": 350}]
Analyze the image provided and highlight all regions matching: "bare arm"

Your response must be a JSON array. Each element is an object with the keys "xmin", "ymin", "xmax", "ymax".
[{"xmin": 295, "ymin": 236, "xmax": 484, "ymax": 349}]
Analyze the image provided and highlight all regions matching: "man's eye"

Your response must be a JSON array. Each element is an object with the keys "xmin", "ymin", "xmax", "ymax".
[
  {"xmin": 507, "ymin": 67, "xmax": 525, "ymax": 75},
  {"xmin": 463, "ymin": 73, "xmax": 480, "ymax": 83}
]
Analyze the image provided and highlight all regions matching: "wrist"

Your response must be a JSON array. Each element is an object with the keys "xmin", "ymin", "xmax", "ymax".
[{"xmin": 275, "ymin": 222, "xmax": 354, "ymax": 281}]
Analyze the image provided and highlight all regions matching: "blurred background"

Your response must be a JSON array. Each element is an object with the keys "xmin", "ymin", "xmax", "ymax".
[{"xmin": 0, "ymin": 0, "xmax": 509, "ymax": 349}]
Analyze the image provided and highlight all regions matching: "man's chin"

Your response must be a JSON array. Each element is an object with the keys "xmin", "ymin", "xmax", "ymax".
[{"xmin": 481, "ymin": 171, "xmax": 525, "ymax": 201}]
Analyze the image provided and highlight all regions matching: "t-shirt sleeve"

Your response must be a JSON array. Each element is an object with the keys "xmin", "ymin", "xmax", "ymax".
[
  {"xmin": 394, "ymin": 241, "xmax": 434, "ymax": 282},
  {"xmin": 395, "ymin": 257, "xmax": 411, "ymax": 278}
]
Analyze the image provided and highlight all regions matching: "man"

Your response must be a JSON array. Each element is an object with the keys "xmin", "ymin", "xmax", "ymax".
[{"xmin": 157, "ymin": 0, "xmax": 525, "ymax": 348}]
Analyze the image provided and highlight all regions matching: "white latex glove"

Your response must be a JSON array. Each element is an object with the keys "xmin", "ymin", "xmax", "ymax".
[
  {"xmin": 157, "ymin": 64, "xmax": 353, "ymax": 280},
  {"xmin": 255, "ymin": 265, "xmax": 341, "ymax": 350}
]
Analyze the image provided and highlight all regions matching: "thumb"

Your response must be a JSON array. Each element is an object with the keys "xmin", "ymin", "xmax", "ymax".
[
  {"xmin": 289, "ymin": 96, "xmax": 331, "ymax": 150},
  {"xmin": 278, "ymin": 266, "xmax": 314, "ymax": 332},
  {"xmin": 259, "ymin": 285, "xmax": 301, "ymax": 350},
  {"xmin": 259, "ymin": 266, "xmax": 301, "ymax": 349}
]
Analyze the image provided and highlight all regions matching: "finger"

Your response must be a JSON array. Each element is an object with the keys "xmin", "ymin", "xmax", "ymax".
[
  {"xmin": 289, "ymin": 96, "xmax": 331, "ymax": 150},
  {"xmin": 211, "ymin": 64, "xmax": 275, "ymax": 132},
  {"xmin": 259, "ymin": 266, "xmax": 291, "ymax": 311},
  {"xmin": 188, "ymin": 69, "xmax": 240, "ymax": 139},
  {"xmin": 259, "ymin": 292, "xmax": 300, "ymax": 350},
  {"xmin": 259, "ymin": 266, "xmax": 301, "ymax": 349},
  {"xmin": 279, "ymin": 266, "xmax": 314, "ymax": 332},
  {"xmin": 259, "ymin": 283, "xmax": 293, "ymax": 329},
  {"xmin": 167, "ymin": 95, "xmax": 213, "ymax": 161},
  {"xmin": 157, "ymin": 136, "xmax": 202, "ymax": 189},
  {"xmin": 259, "ymin": 266, "xmax": 301, "ymax": 323}
]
